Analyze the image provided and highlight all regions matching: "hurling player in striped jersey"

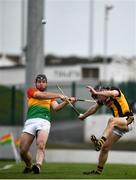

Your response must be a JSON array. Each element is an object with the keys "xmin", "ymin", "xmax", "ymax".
[{"xmin": 79, "ymin": 85, "xmax": 134, "ymax": 175}]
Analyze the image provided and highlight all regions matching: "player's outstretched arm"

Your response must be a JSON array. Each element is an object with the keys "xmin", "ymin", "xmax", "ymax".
[
  {"xmin": 78, "ymin": 103, "xmax": 100, "ymax": 120},
  {"xmin": 33, "ymin": 91, "xmax": 65, "ymax": 100},
  {"xmin": 51, "ymin": 97, "xmax": 76, "ymax": 111}
]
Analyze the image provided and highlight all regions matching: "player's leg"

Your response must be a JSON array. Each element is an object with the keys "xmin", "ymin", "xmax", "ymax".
[
  {"xmin": 102, "ymin": 117, "xmax": 129, "ymax": 138},
  {"xmin": 94, "ymin": 118, "xmax": 118, "ymax": 150},
  {"xmin": 96, "ymin": 133, "xmax": 120, "ymax": 174},
  {"xmin": 84, "ymin": 133, "xmax": 120, "ymax": 175},
  {"xmin": 91, "ymin": 117, "xmax": 129, "ymax": 151},
  {"xmin": 20, "ymin": 132, "xmax": 34, "ymax": 173},
  {"xmin": 32, "ymin": 129, "xmax": 49, "ymax": 174},
  {"xmin": 32, "ymin": 119, "xmax": 50, "ymax": 174},
  {"xmin": 90, "ymin": 118, "xmax": 114, "ymax": 151}
]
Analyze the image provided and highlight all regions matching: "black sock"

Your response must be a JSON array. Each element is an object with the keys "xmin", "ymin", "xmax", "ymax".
[{"xmin": 96, "ymin": 165, "xmax": 103, "ymax": 174}]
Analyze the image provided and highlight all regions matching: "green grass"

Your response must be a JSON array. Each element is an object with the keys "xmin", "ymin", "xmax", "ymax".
[{"xmin": 0, "ymin": 161, "xmax": 136, "ymax": 179}]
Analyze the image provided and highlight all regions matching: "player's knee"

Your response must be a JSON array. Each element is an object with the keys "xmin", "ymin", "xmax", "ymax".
[
  {"xmin": 108, "ymin": 117, "xmax": 114, "ymax": 124},
  {"xmin": 108, "ymin": 118, "xmax": 115, "ymax": 129},
  {"xmin": 20, "ymin": 146, "xmax": 27, "ymax": 156},
  {"xmin": 37, "ymin": 140, "xmax": 45, "ymax": 151}
]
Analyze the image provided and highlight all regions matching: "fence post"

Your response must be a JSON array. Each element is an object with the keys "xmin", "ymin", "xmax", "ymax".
[
  {"xmin": 11, "ymin": 85, "xmax": 16, "ymax": 125},
  {"xmin": 71, "ymin": 81, "xmax": 76, "ymax": 97},
  {"xmin": 71, "ymin": 82, "xmax": 77, "ymax": 119}
]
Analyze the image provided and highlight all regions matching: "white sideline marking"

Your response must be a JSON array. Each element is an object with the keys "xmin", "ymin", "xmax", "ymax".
[{"xmin": 0, "ymin": 164, "xmax": 14, "ymax": 170}]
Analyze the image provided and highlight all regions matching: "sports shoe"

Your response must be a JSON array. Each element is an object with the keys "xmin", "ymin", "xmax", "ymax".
[
  {"xmin": 90, "ymin": 135, "xmax": 101, "ymax": 151},
  {"xmin": 83, "ymin": 170, "xmax": 101, "ymax": 175},
  {"xmin": 32, "ymin": 164, "xmax": 40, "ymax": 174},
  {"xmin": 23, "ymin": 166, "xmax": 32, "ymax": 173}
]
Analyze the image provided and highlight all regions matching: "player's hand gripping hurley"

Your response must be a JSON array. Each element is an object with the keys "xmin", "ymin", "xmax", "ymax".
[{"xmin": 56, "ymin": 84, "xmax": 80, "ymax": 116}]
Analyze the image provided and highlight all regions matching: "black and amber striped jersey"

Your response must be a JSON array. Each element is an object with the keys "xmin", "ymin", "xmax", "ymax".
[{"xmin": 97, "ymin": 87, "xmax": 133, "ymax": 117}]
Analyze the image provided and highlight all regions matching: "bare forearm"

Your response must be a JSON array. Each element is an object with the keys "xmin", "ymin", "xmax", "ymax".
[
  {"xmin": 54, "ymin": 101, "xmax": 68, "ymax": 111},
  {"xmin": 95, "ymin": 91, "xmax": 110, "ymax": 97},
  {"xmin": 34, "ymin": 91, "xmax": 62, "ymax": 99},
  {"xmin": 79, "ymin": 104, "xmax": 100, "ymax": 120},
  {"xmin": 95, "ymin": 90, "xmax": 118, "ymax": 97},
  {"xmin": 82, "ymin": 106, "xmax": 97, "ymax": 118}
]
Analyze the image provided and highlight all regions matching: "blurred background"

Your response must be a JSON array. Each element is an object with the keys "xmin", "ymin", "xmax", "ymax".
[{"xmin": 0, "ymin": 0, "xmax": 136, "ymax": 162}]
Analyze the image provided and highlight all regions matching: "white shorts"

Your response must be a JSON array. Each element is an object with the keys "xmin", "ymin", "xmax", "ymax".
[
  {"xmin": 113, "ymin": 117, "xmax": 134, "ymax": 137},
  {"xmin": 22, "ymin": 118, "xmax": 51, "ymax": 136}
]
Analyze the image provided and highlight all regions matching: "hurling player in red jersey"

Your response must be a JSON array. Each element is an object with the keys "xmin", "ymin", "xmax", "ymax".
[{"xmin": 20, "ymin": 74, "xmax": 76, "ymax": 174}]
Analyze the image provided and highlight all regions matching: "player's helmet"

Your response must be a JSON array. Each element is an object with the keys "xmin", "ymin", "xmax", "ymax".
[
  {"xmin": 94, "ymin": 85, "xmax": 102, "ymax": 91},
  {"xmin": 92, "ymin": 85, "xmax": 103, "ymax": 99},
  {"xmin": 94, "ymin": 85, "xmax": 110, "ymax": 91},
  {"xmin": 35, "ymin": 74, "xmax": 47, "ymax": 83}
]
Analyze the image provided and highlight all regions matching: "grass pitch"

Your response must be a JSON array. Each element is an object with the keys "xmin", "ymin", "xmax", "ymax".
[{"xmin": 0, "ymin": 161, "xmax": 136, "ymax": 179}]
